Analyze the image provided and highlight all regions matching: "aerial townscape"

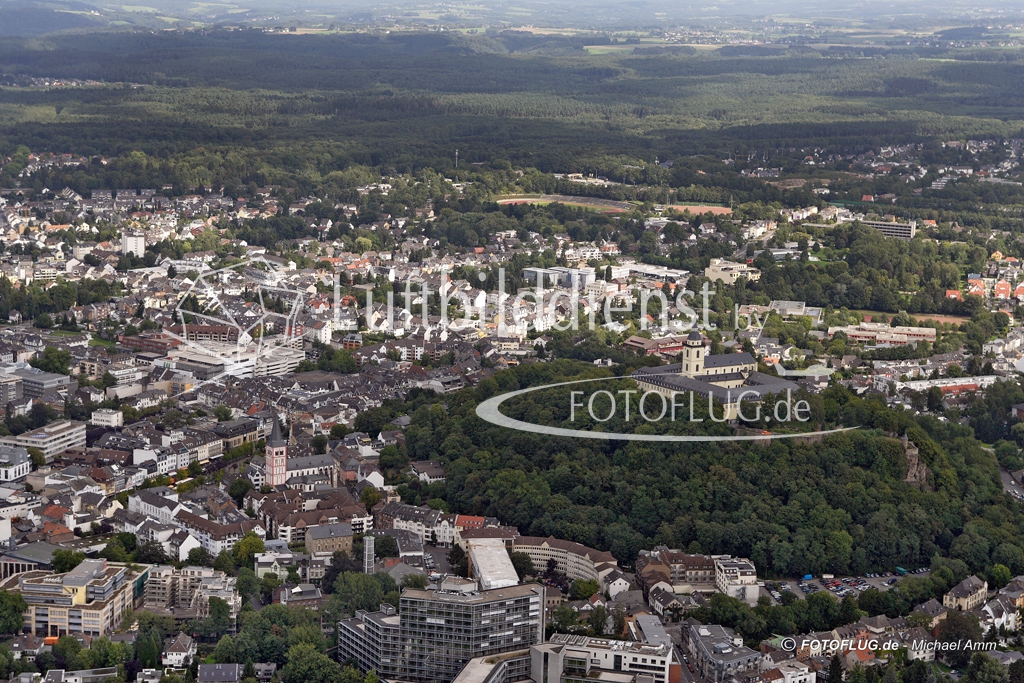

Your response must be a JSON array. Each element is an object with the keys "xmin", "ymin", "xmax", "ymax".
[{"xmin": 6, "ymin": 4, "xmax": 1024, "ymax": 683}]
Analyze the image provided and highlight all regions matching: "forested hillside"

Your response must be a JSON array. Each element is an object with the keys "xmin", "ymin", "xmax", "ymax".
[
  {"xmin": 0, "ymin": 30, "xmax": 1022, "ymax": 168},
  {"xmin": 347, "ymin": 357, "xmax": 1024, "ymax": 581}
]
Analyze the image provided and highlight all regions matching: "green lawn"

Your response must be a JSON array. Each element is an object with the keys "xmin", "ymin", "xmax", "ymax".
[{"xmin": 89, "ymin": 335, "xmax": 116, "ymax": 348}]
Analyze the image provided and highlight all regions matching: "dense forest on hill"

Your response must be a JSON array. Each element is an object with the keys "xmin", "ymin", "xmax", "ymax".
[{"xmin": 352, "ymin": 355, "xmax": 1024, "ymax": 582}]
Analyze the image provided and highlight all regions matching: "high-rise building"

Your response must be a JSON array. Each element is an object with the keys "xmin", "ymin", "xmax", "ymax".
[
  {"xmin": 122, "ymin": 231, "xmax": 146, "ymax": 257},
  {"xmin": 265, "ymin": 415, "xmax": 287, "ymax": 487},
  {"xmin": 0, "ymin": 374, "xmax": 22, "ymax": 404},
  {"xmin": 338, "ymin": 578, "xmax": 545, "ymax": 683}
]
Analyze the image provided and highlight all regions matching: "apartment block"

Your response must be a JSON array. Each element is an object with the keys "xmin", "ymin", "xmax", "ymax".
[
  {"xmin": 860, "ymin": 219, "xmax": 917, "ymax": 240},
  {"xmin": 714, "ymin": 557, "xmax": 759, "ymax": 606},
  {"xmin": 0, "ymin": 445, "xmax": 31, "ymax": 482},
  {"xmin": 145, "ymin": 565, "xmax": 241, "ymax": 626},
  {"xmin": 1, "ymin": 559, "xmax": 149, "ymax": 637},
  {"xmin": 174, "ymin": 510, "xmax": 265, "ymax": 556},
  {"xmin": 687, "ymin": 624, "xmax": 761, "ymax": 683}
]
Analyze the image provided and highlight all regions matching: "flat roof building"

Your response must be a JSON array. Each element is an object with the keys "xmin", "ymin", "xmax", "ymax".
[
  {"xmin": 12, "ymin": 366, "xmax": 71, "ymax": 399},
  {"xmin": 0, "ymin": 558, "xmax": 149, "ymax": 637},
  {"xmin": 0, "ymin": 541, "xmax": 62, "ymax": 579},
  {"xmin": 89, "ymin": 409, "xmax": 124, "ymax": 428},
  {"xmin": 0, "ymin": 421, "xmax": 87, "ymax": 461},
  {"xmin": 532, "ymin": 633, "xmax": 674, "ymax": 683},
  {"xmin": 468, "ymin": 538, "xmax": 519, "ymax": 590},
  {"xmin": 687, "ymin": 624, "xmax": 761, "ymax": 683},
  {"xmin": 714, "ymin": 557, "xmax": 759, "ymax": 606},
  {"xmin": 860, "ymin": 220, "xmax": 916, "ymax": 240},
  {"xmin": 0, "ymin": 445, "xmax": 31, "ymax": 482},
  {"xmin": 338, "ymin": 582, "xmax": 545, "ymax": 683}
]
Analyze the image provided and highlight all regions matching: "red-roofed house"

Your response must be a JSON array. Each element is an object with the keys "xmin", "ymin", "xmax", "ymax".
[
  {"xmin": 456, "ymin": 515, "xmax": 486, "ymax": 532},
  {"xmin": 43, "ymin": 521, "xmax": 74, "ymax": 543},
  {"xmin": 842, "ymin": 642, "xmax": 875, "ymax": 668},
  {"xmin": 995, "ymin": 280, "xmax": 1012, "ymax": 299}
]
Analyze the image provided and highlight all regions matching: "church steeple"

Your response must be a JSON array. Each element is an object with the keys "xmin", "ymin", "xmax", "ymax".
[
  {"xmin": 265, "ymin": 414, "xmax": 288, "ymax": 487},
  {"xmin": 268, "ymin": 414, "xmax": 285, "ymax": 447},
  {"xmin": 680, "ymin": 330, "xmax": 705, "ymax": 378}
]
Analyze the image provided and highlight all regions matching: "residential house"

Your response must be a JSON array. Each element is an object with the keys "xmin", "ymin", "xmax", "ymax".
[{"xmin": 943, "ymin": 575, "xmax": 987, "ymax": 611}]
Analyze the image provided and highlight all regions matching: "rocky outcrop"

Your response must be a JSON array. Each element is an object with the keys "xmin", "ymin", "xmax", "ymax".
[{"xmin": 902, "ymin": 435, "xmax": 931, "ymax": 489}]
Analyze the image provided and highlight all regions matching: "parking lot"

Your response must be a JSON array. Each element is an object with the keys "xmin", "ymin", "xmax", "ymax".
[
  {"xmin": 1000, "ymin": 467, "xmax": 1024, "ymax": 501},
  {"xmin": 764, "ymin": 568, "xmax": 931, "ymax": 603},
  {"xmin": 423, "ymin": 546, "xmax": 451, "ymax": 577}
]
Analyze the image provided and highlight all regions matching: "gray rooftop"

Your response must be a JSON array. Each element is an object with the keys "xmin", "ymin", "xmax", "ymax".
[
  {"xmin": 306, "ymin": 522, "xmax": 353, "ymax": 540},
  {"xmin": 1, "ymin": 541, "xmax": 63, "ymax": 565}
]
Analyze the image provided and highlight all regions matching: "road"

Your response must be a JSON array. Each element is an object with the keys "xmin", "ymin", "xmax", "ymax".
[
  {"xmin": 677, "ymin": 648, "xmax": 701, "ymax": 683},
  {"xmin": 663, "ymin": 622, "xmax": 703, "ymax": 683}
]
